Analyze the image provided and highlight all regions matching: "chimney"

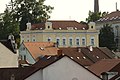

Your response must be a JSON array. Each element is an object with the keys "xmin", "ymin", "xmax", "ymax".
[
  {"xmin": 78, "ymin": 48, "xmax": 81, "ymax": 52},
  {"xmin": 101, "ymin": 72, "xmax": 108, "ymax": 80},
  {"xmin": 57, "ymin": 50, "xmax": 62, "ymax": 56},
  {"xmin": 89, "ymin": 46, "xmax": 93, "ymax": 51},
  {"xmin": 94, "ymin": 0, "xmax": 99, "ymax": 13}
]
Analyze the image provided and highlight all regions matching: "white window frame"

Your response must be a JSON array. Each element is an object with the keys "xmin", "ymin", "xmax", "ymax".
[
  {"xmin": 90, "ymin": 37, "xmax": 95, "ymax": 46},
  {"xmin": 62, "ymin": 37, "xmax": 66, "ymax": 46},
  {"xmin": 56, "ymin": 37, "xmax": 60, "ymax": 45},
  {"xmin": 27, "ymin": 35, "xmax": 30, "ymax": 42},
  {"xmin": 32, "ymin": 35, "xmax": 36, "ymax": 42},
  {"xmin": 69, "ymin": 37, "xmax": 73, "ymax": 46},
  {"xmin": 82, "ymin": 37, "xmax": 86, "ymax": 46},
  {"xmin": 76, "ymin": 37, "xmax": 80, "ymax": 46}
]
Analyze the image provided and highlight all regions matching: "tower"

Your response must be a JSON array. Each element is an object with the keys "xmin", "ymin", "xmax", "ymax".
[{"xmin": 94, "ymin": 0, "xmax": 99, "ymax": 13}]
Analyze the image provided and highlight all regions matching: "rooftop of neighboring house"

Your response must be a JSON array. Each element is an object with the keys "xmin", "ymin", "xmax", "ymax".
[
  {"xmin": 0, "ymin": 34, "xmax": 17, "ymax": 53},
  {"xmin": 59, "ymin": 47, "xmax": 115, "ymax": 66},
  {"xmin": 88, "ymin": 59, "xmax": 120, "ymax": 76},
  {"xmin": 0, "ymin": 55, "xmax": 101, "ymax": 80},
  {"xmin": 22, "ymin": 42, "xmax": 59, "ymax": 60},
  {"xmin": 31, "ymin": 20, "xmax": 89, "ymax": 30},
  {"xmin": 96, "ymin": 11, "xmax": 120, "ymax": 23},
  {"xmin": 21, "ymin": 42, "xmax": 116, "ymax": 66}
]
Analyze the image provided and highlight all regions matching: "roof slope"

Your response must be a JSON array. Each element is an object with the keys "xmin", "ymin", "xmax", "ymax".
[
  {"xmin": 96, "ymin": 11, "xmax": 120, "ymax": 22},
  {"xmin": 23, "ymin": 42, "xmax": 59, "ymax": 60},
  {"xmin": 88, "ymin": 59, "xmax": 120, "ymax": 76},
  {"xmin": 31, "ymin": 20, "xmax": 88, "ymax": 30}
]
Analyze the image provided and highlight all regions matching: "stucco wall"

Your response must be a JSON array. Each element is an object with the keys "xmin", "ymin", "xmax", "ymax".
[
  {"xmin": 20, "ymin": 29, "xmax": 99, "ymax": 47},
  {"xmin": 43, "ymin": 57, "xmax": 100, "ymax": 80},
  {"xmin": 19, "ymin": 44, "xmax": 36, "ymax": 64},
  {"xmin": 0, "ymin": 43, "xmax": 18, "ymax": 68},
  {"xmin": 25, "ymin": 69, "xmax": 43, "ymax": 80}
]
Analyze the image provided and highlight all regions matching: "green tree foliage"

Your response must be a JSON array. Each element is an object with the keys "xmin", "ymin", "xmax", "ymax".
[
  {"xmin": 99, "ymin": 24, "xmax": 116, "ymax": 50},
  {"xmin": 86, "ymin": 11, "xmax": 108, "ymax": 23},
  {"xmin": 11, "ymin": 0, "xmax": 54, "ymax": 31},
  {"xmin": 0, "ymin": 7, "xmax": 19, "ymax": 40}
]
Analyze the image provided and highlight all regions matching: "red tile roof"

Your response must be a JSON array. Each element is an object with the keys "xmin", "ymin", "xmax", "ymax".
[
  {"xmin": 88, "ymin": 59, "xmax": 120, "ymax": 76},
  {"xmin": 31, "ymin": 20, "xmax": 88, "ymax": 30},
  {"xmin": 97, "ymin": 11, "xmax": 120, "ymax": 22},
  {"xmin": 60, "ymin": 47, "xmax": 115, "ymax": 66},
  {"xmin": 23, "ymin": 42, "xmax": 59, "ymax": 60}
]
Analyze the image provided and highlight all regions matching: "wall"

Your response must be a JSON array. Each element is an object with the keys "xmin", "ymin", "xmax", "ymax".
[
  {"xmin": 19, "ymin": 44, "xmax": 36, "ymax": 64},
  {"xmin": 25, "ymin": 69, "xmax": 43, "ymax": 80},
  {"xmin": 0, "ymin": 43, "xmax": 18, "ymax": 68},
  {"xmin": 43, "ymin": 57, "xmax": 101, "ymax": 80},
  {"xmin": 20, "ymin": 29, "xmax": 99, "ymax": 47}
]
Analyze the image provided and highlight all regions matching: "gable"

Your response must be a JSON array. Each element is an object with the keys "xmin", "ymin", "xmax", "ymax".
[{"xmin": 43, "ymin": 56, "xmax": 101, "ymax": 80}]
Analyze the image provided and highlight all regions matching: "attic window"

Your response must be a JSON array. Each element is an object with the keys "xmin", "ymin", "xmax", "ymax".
[
  {"xmin": 77, "ymin": 57, "xmax": 80, "ymax": 59},
  {"xmin": 75, "ymin": 27, "xmax": 77, "ymax": 30},
  {"xmin": 59, "ymin": 27, "xmax": 61, "ymax": 30},
  {"xmin": 71, "ymin": 57, "xmax": 73, "ymax": 59},
  {"xmin": 96, "ymin": 56, "xmax": 99, "ymax": 59},
  {"xmin": 91, "ymin": 26, "xmax": 93, "ymax": 28},
  {"xmin": 83, "ymin": 56, "xmax": 86, "ymax": 59},
  {"xmin": 47, "ymin": 56, "xmax": 51, "ymax": 59},
  {"xmin": 39, "ymin": 47, "xmax": 44, "ymax": 50},
  {"xmin": 48, "ymin": 26, "xmax": 50, "ymax": 28}
]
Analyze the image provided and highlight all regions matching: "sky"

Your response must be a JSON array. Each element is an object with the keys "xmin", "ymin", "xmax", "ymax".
[{"xmin": 0, "ymin": 0, "xmax": 120, "ymax": 22}]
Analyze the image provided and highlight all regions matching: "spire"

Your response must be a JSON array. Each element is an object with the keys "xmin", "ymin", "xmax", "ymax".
[{"xmin": 94, "ymin": 0, "xmax": 99, "ymax": 13}]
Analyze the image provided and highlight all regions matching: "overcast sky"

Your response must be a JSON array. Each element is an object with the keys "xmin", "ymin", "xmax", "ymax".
[{"xmin": 0, "ymin": 0, "xmax": 120, "ymax": 22}]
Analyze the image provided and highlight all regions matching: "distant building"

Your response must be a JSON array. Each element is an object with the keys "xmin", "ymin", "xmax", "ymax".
[
  {"xmin": 96, "ymin": 11, "xmax": 120, "ymax": 50},
  {"xmin": 20, "ymin": 20, "xmax": 99, "ymax": 47}
]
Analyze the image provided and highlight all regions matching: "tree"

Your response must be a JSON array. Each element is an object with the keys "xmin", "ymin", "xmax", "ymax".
[
  {"xmin": 0, "ymin": 7, "xmax": 19, "ymax": 40},
  {"xmin": 86, "ymin": 11, "xmax": 108, "ymax": 23},
  {"xmin": 10, "ymin": 0, "xmax": 54, "ymax": 31},
  {"xmin": 99, "ymin": 24, "xmax": 116, "ymax": 50}
]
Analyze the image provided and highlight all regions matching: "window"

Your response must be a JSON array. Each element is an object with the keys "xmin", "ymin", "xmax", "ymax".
[
  {"xmin": 48, "ymin": 38, "xmax": 51, "ymax": 42},
  {"xmin": 56, "ymin": 38, "xmax": 60, "ymax": 45},
  {"xmin": 91, "ymin": 26, "xmax": 93, "ymax": 28},
  {"xmin": 82, "ymin": 37, "xmax": 86, "ymax": 46},
  {"xmin": 63, "ymin": 39, "xmax": 66, "ymax": 46},
  {"xmin": 32, "ymin": 35, "xmax": 36, "ymax": 42},
  {"xmin": 27, "ymin": 35, "xmax": 30, "ymax": 42},
  {"xmin": 76, "ymin": 38, "xmax": 80, "ymax": 46},
  {"xmin": 48, "ymin": 26, "xmax": 50, "ymax": 28},
  {"xmin": 69, "ymin": 38, "xmax": 73, "ymax": 46},
  {"xmin": 90, "ymin": 37, "xmax": 95, "ymax": 45}
]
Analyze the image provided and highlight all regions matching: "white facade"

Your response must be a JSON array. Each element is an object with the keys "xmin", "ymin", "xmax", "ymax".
[
  {"xmin": 0, "ymin": 43, "xmax": 18, "ymax": 68},
  {"xmin": 25, "ymin": 57, "xmax": 101, "ymax": 80}
]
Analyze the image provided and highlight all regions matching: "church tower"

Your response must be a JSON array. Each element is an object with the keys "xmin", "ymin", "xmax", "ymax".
[{"xmin": 94, "ymin": 0, "xmax": 99, "ymax": 13}]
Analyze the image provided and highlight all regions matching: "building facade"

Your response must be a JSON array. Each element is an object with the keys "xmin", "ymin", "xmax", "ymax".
[
  {"xmin": 96, "ymin": 11, "xmax": 120, "ymax": 49},
  {"xmin": 20, "ymin": 20, "xmax": 99, "ymax": 47}
]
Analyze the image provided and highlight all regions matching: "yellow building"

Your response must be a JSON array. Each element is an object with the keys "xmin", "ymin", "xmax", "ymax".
[{"xmin": 20, "ymin": 20, "xmax": 99, "ymax": 47}]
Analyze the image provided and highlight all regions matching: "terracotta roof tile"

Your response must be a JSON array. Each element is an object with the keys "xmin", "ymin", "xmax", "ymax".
[
  {"xmin": 97, "ymin": 11, "xmax": 120, "ymax": 22},
  {"xmin": 23, "ymin": 42, "xmax": 58, "ymax": 60},
  {"xmin": 31, "ymin": 20, "xmax": 88, "ymax": 30},
  {"xmin": 88, "ymin": 59, "xmax": 120, "ymax": 76}
]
